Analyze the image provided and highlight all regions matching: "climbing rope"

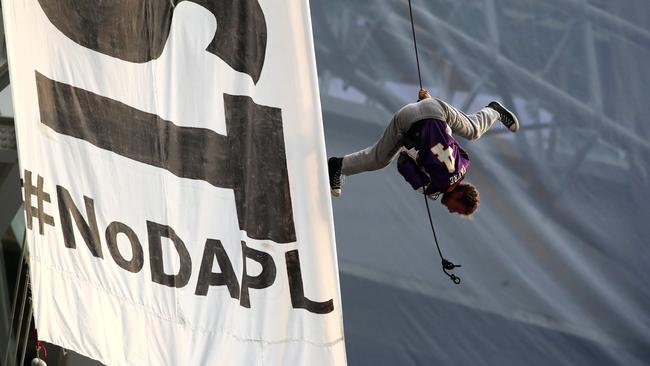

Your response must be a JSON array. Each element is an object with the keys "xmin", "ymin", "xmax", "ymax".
[
  {"xmin": 424, "ymin": 193, "xmax": 462, "ymax": 284},
  {"xmin": 407, "ymin": 0, "xmax": 462, "ymax": 284},
  {"xmin": 407, "ymin": 0, "xmax": 423, "ymax": 90}
]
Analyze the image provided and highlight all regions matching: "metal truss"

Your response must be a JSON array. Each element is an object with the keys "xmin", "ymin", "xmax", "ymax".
[
  {"xmin": 313, "ymin": 0, "xmax": 650, "ymax": 188},
  {"xmin": 313, "ymin": 0, "xmax": 650, "ymax": 315},
  {"xmin": 312, "ymin": 0, "xmax": 650, "ymax": 349}
]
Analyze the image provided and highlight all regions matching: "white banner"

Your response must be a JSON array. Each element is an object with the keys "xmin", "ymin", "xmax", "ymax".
[{"xmin": 3, "ymin": 0, "xmax": 346, "ymax": 365}]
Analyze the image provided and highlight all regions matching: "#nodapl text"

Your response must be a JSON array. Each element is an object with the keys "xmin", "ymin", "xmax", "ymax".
[{"xmin": 26, "ymin": 171, "xmax": 333, "ymax": 315}]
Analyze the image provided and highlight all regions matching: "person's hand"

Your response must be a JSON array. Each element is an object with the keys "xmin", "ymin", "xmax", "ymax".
[{"xmin": 418, "ymin": 88, "xmax": 431, "ymax": 101}]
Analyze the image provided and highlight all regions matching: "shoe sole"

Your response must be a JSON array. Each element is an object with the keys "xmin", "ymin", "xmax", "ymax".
[{"xmin": 491, "ymin": 101, "xmax": 520, "ymax": 133}]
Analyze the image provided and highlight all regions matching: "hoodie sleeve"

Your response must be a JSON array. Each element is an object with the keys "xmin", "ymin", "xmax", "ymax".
[{"xmin": 397, "ymin": 152, "xmax": 429, "ymax": 190}]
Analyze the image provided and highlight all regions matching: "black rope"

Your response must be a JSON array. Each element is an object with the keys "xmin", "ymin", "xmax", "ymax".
[
  {"xmin": 407, "ymin": 0, "xmax": 461, "ymax": 284},
  {"xmin": 423, "ymin": 192, "xmax": 462, "ymax": 284},
  {"xmin": 407, "ymin": 0, "xmax": 423, "ymax": 90}
]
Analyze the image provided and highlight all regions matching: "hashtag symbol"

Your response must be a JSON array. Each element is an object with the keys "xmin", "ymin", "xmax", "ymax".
[{"xmin": 22, "ymin": 170, "xmax": 55, "ymax": 235}]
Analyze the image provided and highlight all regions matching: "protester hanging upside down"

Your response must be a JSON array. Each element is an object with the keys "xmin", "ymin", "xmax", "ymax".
[{"xmin": 327, "ymin": 89, "xmax": 520, "ymax": 216}]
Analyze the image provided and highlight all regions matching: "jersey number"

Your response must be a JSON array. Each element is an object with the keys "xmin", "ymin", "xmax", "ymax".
[{"xmin": 430, "ymin": 143, "xmax": 456, "ymax": 173}]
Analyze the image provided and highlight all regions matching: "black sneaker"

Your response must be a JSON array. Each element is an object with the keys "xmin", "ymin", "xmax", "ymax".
[
  {"xmin": 487, "ymin": 101, "xmax": 520, "ymax": 133},
  {"xmin": 328, "ymin": 157, "xmax": 344, "ymax": 197}
]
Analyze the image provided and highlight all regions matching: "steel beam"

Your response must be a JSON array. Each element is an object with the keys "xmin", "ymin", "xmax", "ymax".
[
  {"xmin": 404, "ymin": 3, "xmax": 650, "ymax": 152},
  {"xmin": 0, "ymin": 163, "xmax": 21, "ymax": 237},
  {"xmin": 0, "ymin": 63, "xmax": 8, "ymax": 92},
  {"xmin": 575, "ymin": 1, "xmax": 650, "ymax": 48}
]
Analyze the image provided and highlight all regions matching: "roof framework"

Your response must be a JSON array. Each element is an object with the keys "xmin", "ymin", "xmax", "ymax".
[
  {"xmin": 312, "ymin": 0, "xmax": 650, "ymax": 352},
  {"xmin": 313, "ymin": 0, "xmax": 650, "ymax": 183}
]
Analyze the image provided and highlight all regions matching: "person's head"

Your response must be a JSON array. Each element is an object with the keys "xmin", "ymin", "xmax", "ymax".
[{"xmin": 441, "ymin": 183, "xmax": 480, "ymax": 216}]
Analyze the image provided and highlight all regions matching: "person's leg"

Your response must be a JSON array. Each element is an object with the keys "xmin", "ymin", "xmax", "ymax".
[
  {"xmin": 437, "ymin": 99, "xmax": 500, "ymax": 140},
  {"xmin": 341, "ymin": 122, "xmax": 401, "ymax": 175},
  {"xmin": 341, "ymin": 106, "xmax": 419, "ymax": 176},
  {"xmin": 329, "ymin": 98, "xmax": 448, "ymax": 196}
]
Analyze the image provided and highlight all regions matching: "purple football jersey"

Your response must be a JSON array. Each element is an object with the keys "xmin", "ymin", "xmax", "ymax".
[{"xmin": 397, "ymin": 118, "xmax": 471, "ymax": 195}]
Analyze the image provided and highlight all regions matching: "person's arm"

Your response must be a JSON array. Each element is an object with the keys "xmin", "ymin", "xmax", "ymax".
[{"xmin": 397, "ymin": 152, "xmax": 429, "ymax": 191}]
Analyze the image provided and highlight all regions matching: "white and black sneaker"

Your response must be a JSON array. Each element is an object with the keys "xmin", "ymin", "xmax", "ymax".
[
  {"xmin": 488, "ymin": 101, "xmax": 520, "ymax": 133},
  {"xmin": 328, "ymin": 157, "xmax": 344, "ymax": 197}
]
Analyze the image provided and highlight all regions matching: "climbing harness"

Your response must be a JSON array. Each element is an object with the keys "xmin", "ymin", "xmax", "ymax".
[{"xmin": 407, "ymin": 0, "xmax": 462, "ymax": 284}]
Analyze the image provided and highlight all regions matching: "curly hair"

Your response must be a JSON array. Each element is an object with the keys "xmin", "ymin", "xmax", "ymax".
[{"xmin": 449, "ymin": 182, "xmax": 480, "ymax": 215}]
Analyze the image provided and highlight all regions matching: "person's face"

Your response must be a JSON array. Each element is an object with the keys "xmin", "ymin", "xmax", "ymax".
[{"xmin": 441, "ymin": 191, "xmax": 468, "ymax": 215}]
